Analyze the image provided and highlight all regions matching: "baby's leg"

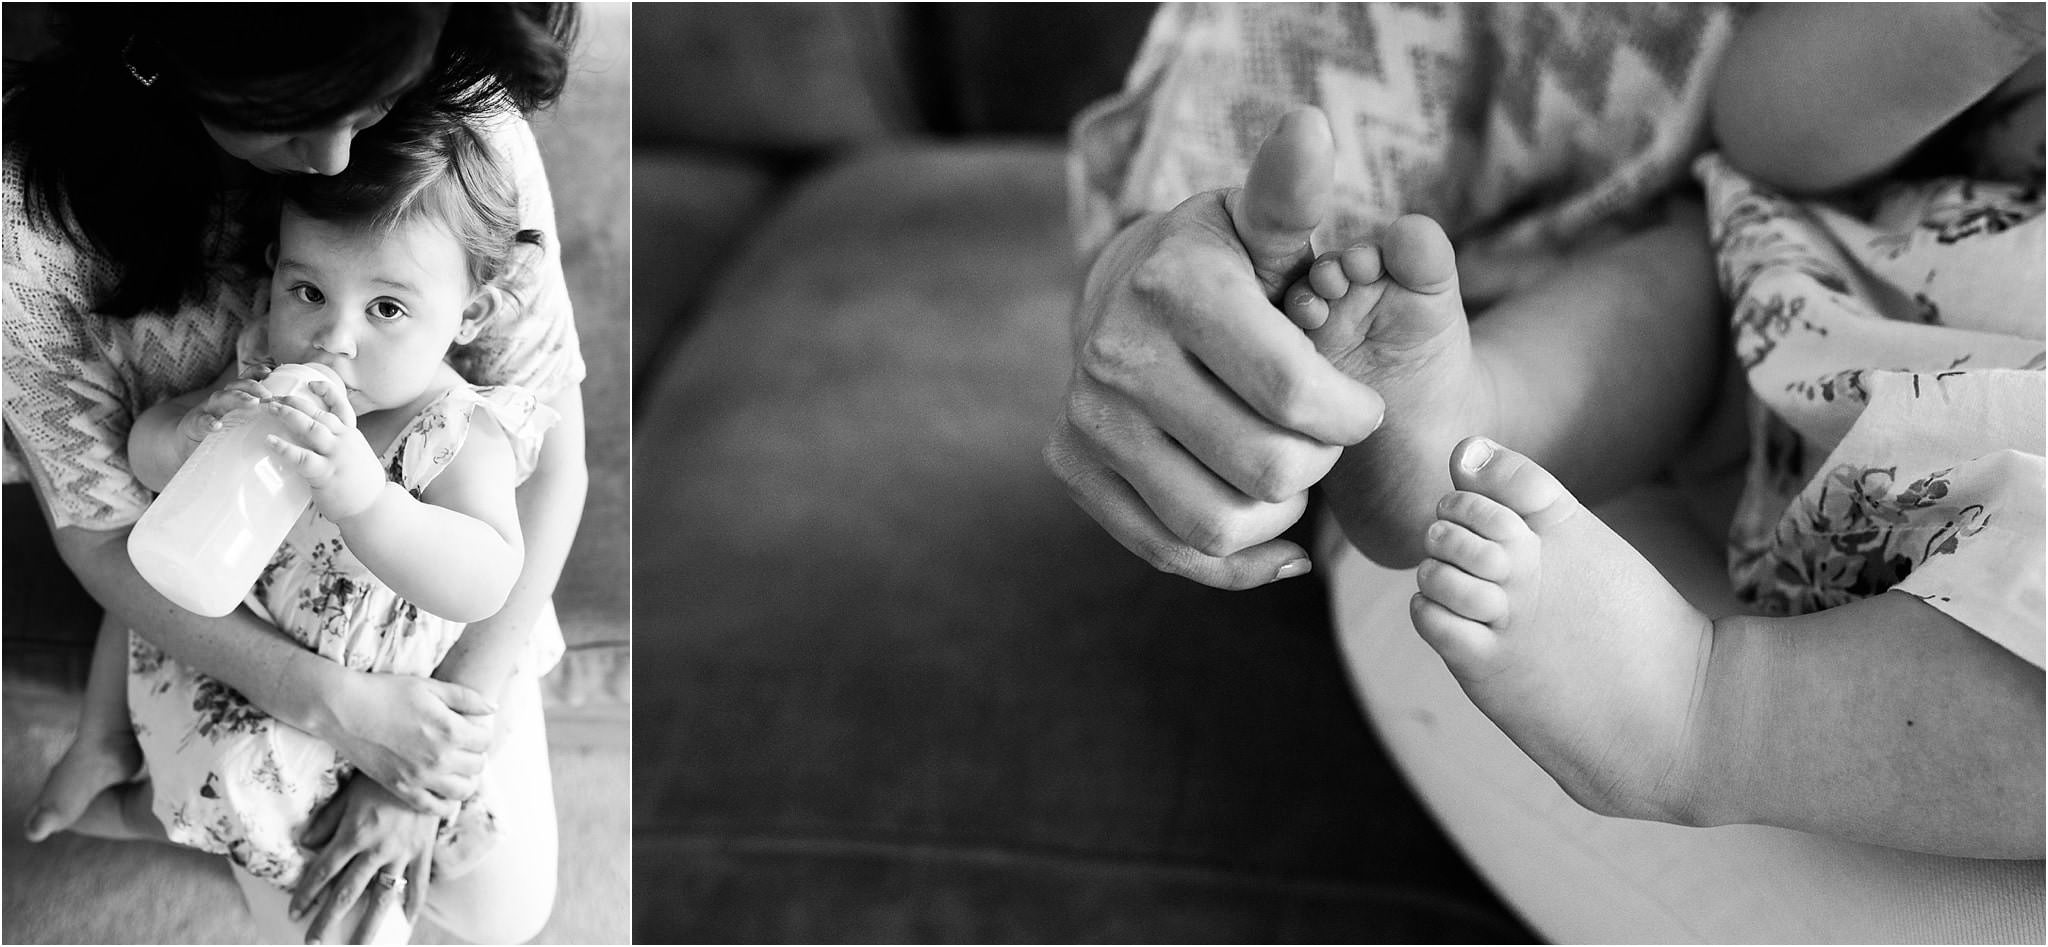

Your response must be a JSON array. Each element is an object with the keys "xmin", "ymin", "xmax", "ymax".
[
  {"xmin": 421, "ymin": 673, "xmax": 557, "ymax": 944},
  {"xmin": 1411, "ymin": 436, "xmax": 1713, "ymax": 820},
  {"xmin": 1281, "ymin": 216, "xmax": 1497, "ymax": 566},
  {"xmin": 26, "ymin": 615, "xmax": 146, "ymax": 841}
]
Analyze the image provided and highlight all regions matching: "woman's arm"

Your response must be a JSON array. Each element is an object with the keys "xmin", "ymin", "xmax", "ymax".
[
  {"xmin": 1711, "ymin": 3, "xmax": 2046, "ymax": 195},
  {"xmin": 431, "ymin": 385, "xmax": 587, "ymax": 705},
  {"xmin": 45, "ymin": 516, "xmax": 496, "ymax": 814},
  {"xmin": 1675, "ymin": 592, "xmax": 2044, "ymax": 858}
]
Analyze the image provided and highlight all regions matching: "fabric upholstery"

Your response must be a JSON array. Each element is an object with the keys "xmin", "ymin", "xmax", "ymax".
[{"xmin": 631, "ymin": 143, "xmax": 1532, "ymax": 942}]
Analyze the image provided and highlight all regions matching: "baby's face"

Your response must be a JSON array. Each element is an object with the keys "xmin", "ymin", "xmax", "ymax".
[{"xmin": 268, "ymin": 204, "xmax": 477, "ymax": 415}]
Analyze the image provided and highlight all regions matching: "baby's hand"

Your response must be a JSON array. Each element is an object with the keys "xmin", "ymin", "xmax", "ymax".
[
  {"xmin": 262, "ymin": 380, "xmax": 386, "ymax": 522},
  {"xmin": 178, "ymin": 375, "xmax": 274, "ymax": 446}
]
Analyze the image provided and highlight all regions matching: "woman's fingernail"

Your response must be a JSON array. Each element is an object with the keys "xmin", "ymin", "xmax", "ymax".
[
  {"xmin": 1275, "ymin": 558, "xmax": 1312, "ymax": 580},
  {"xmin": 1461, "ymin": 437, "xmax": 1496, "ymax": 473}
]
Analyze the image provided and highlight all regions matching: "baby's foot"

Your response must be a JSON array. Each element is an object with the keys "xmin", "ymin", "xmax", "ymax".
[
  {"xmin": 1283, "ymin": 216, "xmax": 1495, "ymax": 566},
  {"xmin": 1411, "ymin": 436, "xmax": 1713, "ymax": 820},
  {"xmin": 25, "ymin": 729, "xmax": 145, "ymax": 842},
  {"xmin": 61, "ymin": 780, "xmax": 165, "ymax": 843}
]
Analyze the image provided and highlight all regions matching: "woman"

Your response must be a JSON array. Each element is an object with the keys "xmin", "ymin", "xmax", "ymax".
[{"xmin": 4, "ymin": 4, "xmax": 587, "ymax": 943}]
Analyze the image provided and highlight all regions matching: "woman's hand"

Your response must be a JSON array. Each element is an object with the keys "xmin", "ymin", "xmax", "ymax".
[
  {"xmin": 263, "ymin": 379, "xmax": 386, "ymax": 522},
  {"xmin": 292, "ymin": 774, "xmax": 437, "ymax": 945},
  {"xmin": 324, "ymin": 670, "xmax": 496, "ymax": 818},
  {"xmin": 1044, "ymin": 108, "xmax": 1384, "ymax": 589}
]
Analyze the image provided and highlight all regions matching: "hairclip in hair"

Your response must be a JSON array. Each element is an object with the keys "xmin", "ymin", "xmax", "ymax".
[{"xmin": 123, "ymin": 36, "xmax": 158, "ymax": 88}]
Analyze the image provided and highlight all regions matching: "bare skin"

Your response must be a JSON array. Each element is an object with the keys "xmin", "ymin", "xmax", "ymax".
[{"xmin": 1412, "ymin": 438, "xmax": 2044, "ymax": 857}]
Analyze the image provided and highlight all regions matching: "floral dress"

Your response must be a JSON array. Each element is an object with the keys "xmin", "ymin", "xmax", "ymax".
[
  {"xmin": 127, "ymin": 352, "xmax": 562, "ymax": 890},
  {"xmin": 1697, "ymin": 152, "xmax": 2045, "ymax": 668}
]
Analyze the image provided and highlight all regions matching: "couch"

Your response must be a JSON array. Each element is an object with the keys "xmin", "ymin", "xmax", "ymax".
[
  {"xmin": 632, "ymin": 5, "xmax": 1535, "ymax": 942},
  {"xmin": 1, "ymin": 3, "xmax": 631, "ymax": 943}
]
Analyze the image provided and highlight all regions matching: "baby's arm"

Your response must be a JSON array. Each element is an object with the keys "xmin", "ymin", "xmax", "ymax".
[
  {"xmin": 264, "ymin": 386, "xmax": 524, "ymax": 623},
  {"xmin": 127, "ymin": 368, "xmax": 270, "ymax": 492},
  {"xmin": 1711, "ymin": 3, "xmax": 2045, "ymax": 195}
]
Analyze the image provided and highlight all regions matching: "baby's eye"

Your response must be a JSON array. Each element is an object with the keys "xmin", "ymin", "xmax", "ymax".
[
  {"xmin": 289, "ymin": 284, "xmax": 324, "ymax": 305},
  {"xmin": 368, "ymin": 299, "xmax": 408, "ymax": 321}
]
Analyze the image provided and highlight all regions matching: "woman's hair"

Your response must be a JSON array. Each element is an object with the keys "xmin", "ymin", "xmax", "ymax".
[
  {"xmin": 281, "ymin": 105, "xmax": 543, "ymax": 297},
  {"xmin": 6, "ymin": 3, "xmax": 578, "ymax": 317}
]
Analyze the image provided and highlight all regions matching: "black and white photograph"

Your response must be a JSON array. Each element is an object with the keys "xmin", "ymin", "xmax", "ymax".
[
  {"xmin": 2, "ymin": 1, "xmax": 2043, "ymax": 945},
  {"xmin": 2, "ymin": 3, "xmax": 629, "ymax": 943},
  {"xmin": 637, "ymin": 2, "xmax": 2043, "ymax": 944}
]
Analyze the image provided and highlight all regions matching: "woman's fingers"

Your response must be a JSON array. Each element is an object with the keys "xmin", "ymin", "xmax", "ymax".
[
  {"xmin": 1045, "ymin": 416, "xmax": 1314, "ymax": 590},
  {"xmin": 298, "ymin": 793, "xmax": 347, "ymax": 851},
  {"xmin": 304, "ymin": 854, "xmax": 381, "ymax": 945},
  {"xmin": 351, "ymin": 866, "xmax": 408, "ymax": 944},
  {"xmin": 1062, "ymin": 394, "xmax": 1308, "ymax": 557},
  {"xmin": 405, "ymin": 845, "xmax": 432, "ymax": 922},
  {"xmin": 290, "ymin": 839, "xmax": 355, "ymax": 925}
]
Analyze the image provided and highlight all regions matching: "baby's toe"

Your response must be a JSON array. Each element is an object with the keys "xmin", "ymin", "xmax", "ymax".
[
  {"xmin": 1417, "ymin": 557, "xmax": 1509, "ymax": 624},
  {"xmin": 1380, "ymin": 214, "xmax": 1458, "ymax": 295},
  {"xmin": 1336, "ymin": 245, "xmax": 1383, "ymax": 287},
  {"xmin": 1447, "ymin": 436, "xmax": 1582, "ymax": 533},
  {"xmin": 1409, "ymin": 593, "xmax": 1498, "ymax": 671},
  {"xmin": 1423, "ymin": 518, "xmax": 1513, "ymax": 581},
  {"xmin": 1436, "ymin": 489, "xmax": 1534, "ymax": 548},
  {"xmin": 1284, "ymin": 276, "xmax": 1331, "ymax": 331},
  {"xmin": 1308, "ymin": 252, "xmax": 1351, "ymax": 300}
]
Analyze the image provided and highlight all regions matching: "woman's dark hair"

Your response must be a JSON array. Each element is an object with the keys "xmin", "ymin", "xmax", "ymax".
[
  {"xmin": 6, "ymin": 3, "xmax": 578, "ymax": 318},
  {"xmin": 282, "ymin": 105, "xmax": 543, "ymax": 298}
]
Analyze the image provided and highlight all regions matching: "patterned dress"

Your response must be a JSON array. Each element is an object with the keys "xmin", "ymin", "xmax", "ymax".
[
  {"xmin": 1698, "ymin": 154, "xmax": 2044, "ymax": 667},
  {"xmin": 129, "ymin": 347, "xmax": 561, "ymax": 889},
  {"xmin": 1070, "ymin": 3, "xmax": 1736, "ymax": 262}
]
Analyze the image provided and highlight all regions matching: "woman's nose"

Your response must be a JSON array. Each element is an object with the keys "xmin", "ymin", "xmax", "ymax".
[{"xmin": 296, "ymin": 127, "xmax": 355, "ymax": 176}]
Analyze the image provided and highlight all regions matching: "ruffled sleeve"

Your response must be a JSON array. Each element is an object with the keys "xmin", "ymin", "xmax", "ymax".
[
  {"xmin": 445, "ymin": 113, "xmax": 586, "ymax": 404},
  {"xmin": 388, "ymin": 385, "xmax": 560, "ymax": 496}
]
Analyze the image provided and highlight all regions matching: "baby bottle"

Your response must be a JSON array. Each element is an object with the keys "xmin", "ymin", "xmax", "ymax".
[{"xmin": 128, "ymin": 363, "xmax": 341, "ymax": 617}]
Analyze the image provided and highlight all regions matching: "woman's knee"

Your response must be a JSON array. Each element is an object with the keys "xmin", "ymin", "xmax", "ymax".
[{"xmin": 428, "ymin": 859, "xmax": 557, "ymax": 944}]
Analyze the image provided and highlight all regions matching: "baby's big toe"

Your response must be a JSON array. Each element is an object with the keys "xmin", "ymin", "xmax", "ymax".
[
  {"xmin": 1380, "ymin": 214, "xmax": 1458, "ymax": 294},
  {"xmin": 1447, "ymin": 436, "xmax": 1582, "ymax": 533}
]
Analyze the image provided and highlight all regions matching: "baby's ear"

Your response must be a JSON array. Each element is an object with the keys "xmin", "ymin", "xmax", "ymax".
[{"xmin": 454, "ymin": 285, "xmax": 505, "ymax": 345}]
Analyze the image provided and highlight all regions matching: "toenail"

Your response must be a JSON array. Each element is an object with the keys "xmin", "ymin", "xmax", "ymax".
[
  {"xmin": 1460, "ymin": 437, "xmax": 1496, "ymax": 473},
  {"xmin": 1275, "ymin": 558, "xmax": 1311, "ymax": 581}
]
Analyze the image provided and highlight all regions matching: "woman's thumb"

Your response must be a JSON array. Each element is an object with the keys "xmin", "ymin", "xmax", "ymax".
[
  {"xmin": 299, "ymin": 792, "xmax": 344, "ymax": 847},
  {"xmin": 1228, "ymin": 106, "xmax": 1335, "ymax": 299}
]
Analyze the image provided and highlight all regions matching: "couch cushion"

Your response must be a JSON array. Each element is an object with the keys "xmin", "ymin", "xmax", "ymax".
[
  {"xmin": 632, "ymin": 3, "xmax": 917, "ymax": 154},
  {"xmin": 631, "ymin": 142, "xmax": 1532, "ymax": 942},
  {"xmin": 630, "ymin": 149, "xmax": 783, "ymax": 379}
]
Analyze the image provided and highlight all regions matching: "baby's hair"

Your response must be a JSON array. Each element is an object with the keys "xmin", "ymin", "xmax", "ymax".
[{"xmin": 279, "ymin": 106, "xmax": 544, "ymax": 299}]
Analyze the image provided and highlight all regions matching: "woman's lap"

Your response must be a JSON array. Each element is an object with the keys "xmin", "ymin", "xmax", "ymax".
[
  {"xmin": 230, "ymin": 672, "xmax": 558, "ymax": 944},
  {"xmin": 1322, "ymin": 488, "xmax": 2046, "ymax": 944}
]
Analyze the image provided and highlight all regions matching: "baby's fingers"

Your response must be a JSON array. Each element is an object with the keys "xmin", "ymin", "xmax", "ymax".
[
  {"xmin": 305, "ymin": 378, "xmax": 357, "ymax": 429},
  {"xmin": 265, "ymin": 433, "xmax": 337, "ymax": 482}
]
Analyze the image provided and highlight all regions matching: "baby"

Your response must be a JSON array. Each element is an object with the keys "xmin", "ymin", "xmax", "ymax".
[
  {"xmin": 43, "ymin": 113, "xmax": 558, "ymax": 890},
  {"xmin": 1283, "ymin": 3, "xmax": 2043, "ymax": 854}
]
